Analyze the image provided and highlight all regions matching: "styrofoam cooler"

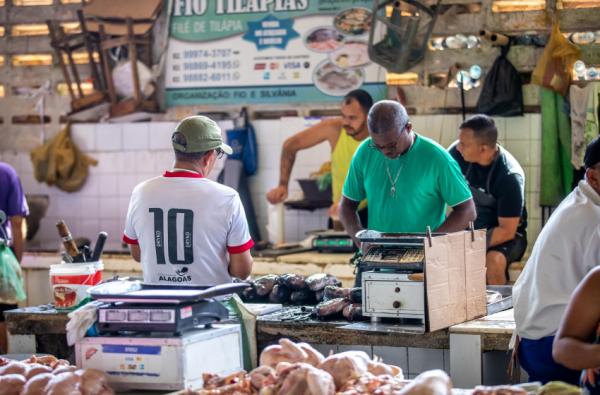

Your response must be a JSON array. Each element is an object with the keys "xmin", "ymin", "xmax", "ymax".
[{"xmin": 75, "ymin": 324, "xmax": 243, "ymax": 391}]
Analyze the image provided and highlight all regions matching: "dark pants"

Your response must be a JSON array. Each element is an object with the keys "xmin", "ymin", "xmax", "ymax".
[
  {"xmin": 518, "ymin": 336, "xmax": 581, "ymax": 385},
  {"xmin": 488, "ymin": 232, "xmax": 528, "ymax": 264}
]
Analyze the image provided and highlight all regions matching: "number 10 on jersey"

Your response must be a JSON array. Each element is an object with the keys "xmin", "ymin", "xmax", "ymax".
[{"xmin": 149, "ymin": 208, "xmax": 194, "ymax": 264}]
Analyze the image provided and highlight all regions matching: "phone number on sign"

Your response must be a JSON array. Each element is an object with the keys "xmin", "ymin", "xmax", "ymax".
[
  {"xmin": 182, "ymin": 49, "xmax": 233, "ymax": 59},
  {"xmin": 183, "ymin": 60, "xmax": 240, "ymax": 71},
  {"xmin": 182, "ymin": 72, "xmax": 239, "ymax": 82}
]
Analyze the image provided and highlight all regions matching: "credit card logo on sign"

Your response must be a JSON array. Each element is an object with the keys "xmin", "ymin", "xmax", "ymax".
[{"xmin": 181, "ymin": 305, "xmax": 193, "ymax": 319}]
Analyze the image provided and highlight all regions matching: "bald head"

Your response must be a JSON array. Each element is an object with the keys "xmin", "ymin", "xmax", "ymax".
[{"xmin": 367, "ymin": 100, "xmax": 409, "ymax": 135}]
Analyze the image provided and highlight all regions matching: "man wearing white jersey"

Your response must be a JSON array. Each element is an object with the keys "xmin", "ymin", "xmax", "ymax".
[
  {"xmin": 122, "ymin": 116, "xmax": 254, "ymax": 285},
  {"xmin": 513, "ymin": 136, "xmax": 600, "ymax": 384}
]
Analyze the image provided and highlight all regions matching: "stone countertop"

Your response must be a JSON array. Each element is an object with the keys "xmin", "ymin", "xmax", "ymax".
[
  {"xmin": 20, "ymin": 251, "xmax": 142, "ymax": 272},
  {"xmin": 449, "ymin": 308, "xmax": 515, "ymax": 335}
]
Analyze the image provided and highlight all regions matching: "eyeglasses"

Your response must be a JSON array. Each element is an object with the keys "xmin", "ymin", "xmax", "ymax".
[
  {"xmin": 215, "ymin": 148, "xmax": 225, "ymax": 159},
  {"xmin": 368, "ymin": 123, "xmax": 409, "ymax": 152}
]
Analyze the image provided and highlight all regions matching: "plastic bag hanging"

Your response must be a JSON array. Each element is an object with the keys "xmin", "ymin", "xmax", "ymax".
[
  {"xmin": 368, "ymin": 0, "xmax": 442, "ymax": 73},
  {"xmin": 476, "ymin": 44, "xmax": 524, "ymax": 117},
  {"xmin": 532, "ymin": 22, "xmax": 580, "ymax": 96},
  {"xmin": 0, "ymin": 212, "xmax": 26, "ymax": 304}
]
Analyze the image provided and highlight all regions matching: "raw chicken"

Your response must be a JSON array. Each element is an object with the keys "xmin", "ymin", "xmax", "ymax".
[
  {"xmin": 249, "ymin": 365, "xmax": 276, "ymax": 389},
  {"xmin": 276, "ymin": 363, "xmax": 335, "ymax": 395},
  {"xmin": 399, "ymin": 369, "xmax": 452, "ymax": 395},
  {"xmin": 0, "ymin": 374, "xmax": 26, "ymax": 395},
  {"xmin": 260, "ymin": 338, "xmax": 308, "ymax": 367},
  {"xmin": 317, "ymin": 351, "xmax": 371, "ymax": 389},
  {"xmin": 20, "ymin": 372, "xmax": 53, "ymax": 395},
  {"xmin": 44, "ymin": 372, "xmax": 83, "ymax": 395},
  {"xmin": 298, "ymin": 343, "xmax": 325, "ymax": 366},
  {"xmin": 260, "ymin": 339, "xmax": 325, "ymax": 368},
  {"xmin": 367, "ymin": 359, "xmax": 403, "ymax": 378}
]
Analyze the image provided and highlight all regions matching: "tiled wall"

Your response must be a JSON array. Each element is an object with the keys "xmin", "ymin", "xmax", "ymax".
[{"xmin": 0, "ymin": 114, "xmax": 542, "ymax": 253}]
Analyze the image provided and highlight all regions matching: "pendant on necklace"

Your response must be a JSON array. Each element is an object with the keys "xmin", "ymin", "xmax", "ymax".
[{"xmin": 390, "ymin": 186, "xmax": 396, "ymax": 197}]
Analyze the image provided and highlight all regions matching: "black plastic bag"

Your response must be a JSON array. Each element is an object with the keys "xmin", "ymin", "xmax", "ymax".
[{"xmin": 476, "ymin": 45, "xmax": 524, "ymax": 117}]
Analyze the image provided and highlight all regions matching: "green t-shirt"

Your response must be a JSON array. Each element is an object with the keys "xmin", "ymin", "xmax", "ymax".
[{"xmin": 343, "ymin": 134, "xmax": 472, "ymax": 232}]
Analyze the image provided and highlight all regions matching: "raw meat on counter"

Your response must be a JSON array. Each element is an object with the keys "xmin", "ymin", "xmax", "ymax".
[
  {"xmin": 0, "ymin": 354, "xmax": 114, "ymax": 395},
  {"xmin": 241, "ymin": 273, "xmax": 344, "ymax": 305},
  {"xmin": 184, "ymin": 338, "xmax": 423, "ymax": 395},
  {"xmin": 323, "ymin": 286, "xmax": 362, "ymax": 303},
  {"xmin": 314, "ymin": 297, "xmax": 351, "ymax": 318},
  {"xmin": 260, "ymin": 338, "xmax": 325, "ymax": 367},
  {"xmin": 305, "ymin": 273, "xmax": 342, "ymax": 292},
  {"xmin": 254, "ymin": 274, "xmax": 279, "ymax": 296}
]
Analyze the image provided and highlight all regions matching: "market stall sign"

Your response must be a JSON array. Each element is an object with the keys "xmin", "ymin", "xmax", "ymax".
[{"xmin": 166, "ymin": 0, "xmax": 387, "ymax": 106}]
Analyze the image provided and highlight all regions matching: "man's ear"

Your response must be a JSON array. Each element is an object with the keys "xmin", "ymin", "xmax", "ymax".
[{"xmin": 586, "ymin": 166, "xmax": 600, "ymax": 190}]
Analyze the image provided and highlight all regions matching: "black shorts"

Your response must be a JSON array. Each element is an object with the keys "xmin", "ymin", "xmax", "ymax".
[
  {"xmin": 488, "ymin": 233, "xmax": 527, "ymax": 264},
  {"xmin": 0, "ymin": 303, "xmax": 18, "ymax": 322}
]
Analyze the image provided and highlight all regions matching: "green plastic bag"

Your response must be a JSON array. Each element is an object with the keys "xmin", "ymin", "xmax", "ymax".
[{"xmin": 0, "ymin": 244, "xmax": 26, "ymax": 304}]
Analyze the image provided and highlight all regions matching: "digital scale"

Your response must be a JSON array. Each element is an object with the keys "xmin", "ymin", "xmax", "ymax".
[
  {"xmin": 76, "ymin": 281, "xmax": 249, "ymax": 390},
  {"xmin": 311, "ymin": 230, "xmax": 356, "ymax": 253}
]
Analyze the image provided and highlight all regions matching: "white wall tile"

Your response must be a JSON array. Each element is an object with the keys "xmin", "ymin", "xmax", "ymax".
[
  {"xmin": 21, "ymin": 174, "xmax": 41, "ymax": 195},
  {"xmin": 530, "ymin": 114, "xmax": 542, "ymax": 141},
  {"xmin": 99, "ymin": 196, "xmax": 120, "ymax": 219},
  {"xmin": 149, "ymin": 122, "xmax": 176, "ymax": 150},
  {"xmin": 122, "ymin": 123, "xmax": 150, "ymax": 151},
  {"xmin": 505, "ymin": 141, "xmax": 530, "ymax": 166},
  {"xmin": 505, "ymin": 116, "xmax": 530, "ymax": 141},
  {"xmin": 98, "ymin": 174, "xmax": 118, "ymax": 197},
  {"xmin": 96, "ymin": 152, "xmax": 124, "ymax": 174},
  {"xmin": 17, "ymin": 153, "xmax": 34, "ymax": 175},
  {"xmin": 134, "ymin": 151, "xmax": 155, "ymax": 173},
  {"xmin": 78, "ymin": 218, "xmax": 100, "ymax": 241},
  {"xmin": 95, "ymin": 124, "xmax": 123, "ymax": 152},
  {"xmin": 117, "ymin": 174, "xmax": 139, "ymax": 197},
  {"xmin": 71, "ymin": 124, "xmax": 97, "ymax": 152},
  {"xmin": 78, "ymin": 172, "xmax": 100, "ymax": 196},
  {"xmin": 80, "ymin": 196, "xmax": 99, "ymax": 219},
  {"xmin": 153, "ymin": 151, "xmax": 174, "ymax": 173}
]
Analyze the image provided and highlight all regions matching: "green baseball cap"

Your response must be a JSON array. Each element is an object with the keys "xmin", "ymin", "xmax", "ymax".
[{"xmin": 172, "ymin": 116, "xmax": 232, "ymax": 154}]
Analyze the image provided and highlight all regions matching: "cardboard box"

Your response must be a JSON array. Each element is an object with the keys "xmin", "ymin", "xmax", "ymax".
[{"xmin": 424, "ymin": 229, "xmax": 487, "ymax": 331}]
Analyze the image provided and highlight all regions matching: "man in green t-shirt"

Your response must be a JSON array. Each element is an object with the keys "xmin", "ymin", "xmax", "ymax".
[{"xmin": 340, "ymin": 100, "xmax": 476, "ymax": 246}]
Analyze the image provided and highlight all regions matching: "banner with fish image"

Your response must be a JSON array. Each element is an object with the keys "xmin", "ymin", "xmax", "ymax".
[{"xmin": 165, "ymin": 1, "xmax": 387, "ymax": 106}]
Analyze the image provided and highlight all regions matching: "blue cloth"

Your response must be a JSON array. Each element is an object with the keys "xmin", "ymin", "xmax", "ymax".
[
  {"xmin": 519, "ymin": 336, "xmax": 581, "ymax": 385},
  {"xmin": 0, "ymin": 162, "xmax": 29, "ymax": 242}
]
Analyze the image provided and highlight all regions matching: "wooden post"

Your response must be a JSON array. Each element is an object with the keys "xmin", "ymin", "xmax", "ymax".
[
  {"xmin": 47, "ymin": 20, "xmax": 76, "ymax": 100},
  {"xmin": 127, "ymin": 18, "xmax": 142, "ymax": 105},
  {"xmin": 99, "ymin": 24, "xmax": 117, "ymax": 106},
  {"xmin": 77, "ymin": 10, "xmax": 104, "ymax": 92},
  {"xmin": 62, "ymin": 26, "xmax": 84, "ymax": 98}
]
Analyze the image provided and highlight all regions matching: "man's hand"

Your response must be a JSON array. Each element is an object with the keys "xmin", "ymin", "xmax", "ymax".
[
  {"xmin": 339, "ymin": 196, "xmax": 362, "ymax": 247},
  {"xmin": 10, "ymin": 215, "xmax": 25, "ymax": 262},
  {"xmin": 266, "ymin": 185, "xmax": 288, "ymax": 204},
  {"xmin": 328, "ymin": 201, "xmax": 340, "ymax": 219}
]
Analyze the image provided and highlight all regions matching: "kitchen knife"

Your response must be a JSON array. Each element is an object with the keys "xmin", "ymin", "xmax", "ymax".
[{"xmin": 91, "ymin": 232, "xmax": 108, "ymax": 262}]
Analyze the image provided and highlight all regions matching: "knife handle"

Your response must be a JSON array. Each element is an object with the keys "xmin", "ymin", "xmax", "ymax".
[
  {"xmin": 56, "ymin": 220, "xmax": 79, "ymax": 258},
  {"xmin": 91, "ymin": 232, "xmax": 108, "ymax": 261}
]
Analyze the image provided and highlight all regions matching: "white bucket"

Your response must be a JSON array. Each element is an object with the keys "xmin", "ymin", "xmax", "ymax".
[{"xmin": 49, "ymin": 261, "xmax": 103, "ymax": 309}]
